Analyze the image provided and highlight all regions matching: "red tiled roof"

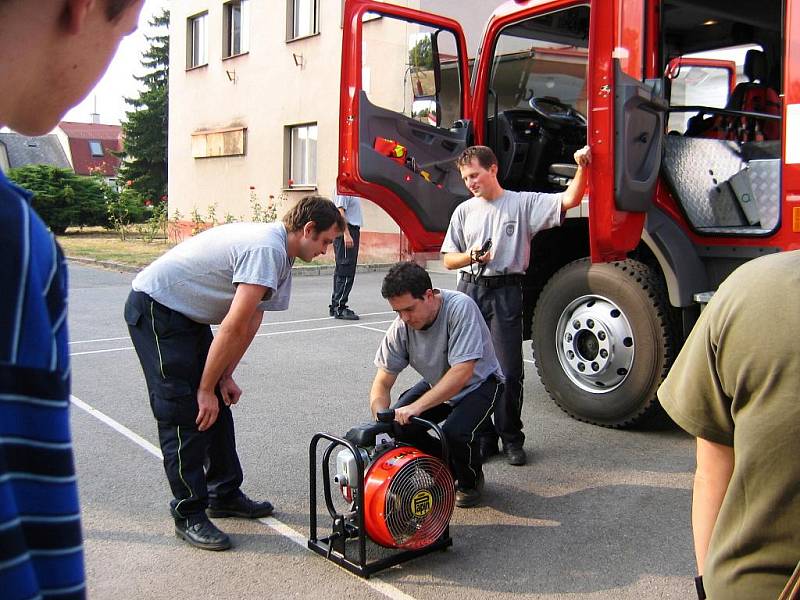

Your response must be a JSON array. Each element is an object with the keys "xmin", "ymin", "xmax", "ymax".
[
  {"xmin": 58, "ymin": 121, "xmax": 123, "ymax": 176},
  {"xmin": 59, "ymin": 121, "xmax": 122, "ymax": 140}
]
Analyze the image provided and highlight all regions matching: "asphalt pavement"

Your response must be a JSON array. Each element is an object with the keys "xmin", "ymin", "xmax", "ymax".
[{"xmin": 67, "ymin": 263, "xmax": 696, "ymax": 599}]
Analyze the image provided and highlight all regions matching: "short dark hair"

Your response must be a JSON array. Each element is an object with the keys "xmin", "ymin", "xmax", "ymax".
[
  {"xmin": 282, "ymin": 195, "xmax": 345, "ymax": 234},
  {"xmin": 381, "ymin": 262, "xmax": 432, "ymax": 300},
  {"xmin": 456, "ymin": 145, "xmax": 498, "ymax": 170}
]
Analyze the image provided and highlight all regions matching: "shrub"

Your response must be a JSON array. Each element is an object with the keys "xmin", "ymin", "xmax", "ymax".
[
  {"xmin": 7, "ymin": 164, "xmax": 115, "ymax": 233},
  {"xmin": 107, "ymin": 186, "xmax": 150, "ymax": 240}
]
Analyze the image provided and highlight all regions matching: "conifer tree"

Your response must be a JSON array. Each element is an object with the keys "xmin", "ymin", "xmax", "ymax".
[{"xmin": 117, "ymin": 9, "xmax": 169, "ymax": 204}]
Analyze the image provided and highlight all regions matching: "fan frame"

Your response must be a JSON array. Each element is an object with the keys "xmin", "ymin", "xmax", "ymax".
[{"xmin": 308, "ymin": 417, "xmax": 454, "ymax": 579}]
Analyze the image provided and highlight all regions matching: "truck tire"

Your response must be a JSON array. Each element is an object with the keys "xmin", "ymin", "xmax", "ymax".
[{"xmin": 531, "ymin": 258, "xmax": 676, "ymax": 427}]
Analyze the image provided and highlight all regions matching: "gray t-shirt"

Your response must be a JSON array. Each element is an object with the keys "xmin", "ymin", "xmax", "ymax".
[
  {"xmin": 441, "ymin": 189, "xmax": 562, "ymax": 275},
  {"xmin": 333, "ymin": 190, "xmax": 363, "ymax": 227},
  {"xmin": 374, "ymin": 289, "xmax": 503, "ymax": 404},
  {"xmin": 132, "ymin": 222, "xmax": 293, "ymax": 324}
]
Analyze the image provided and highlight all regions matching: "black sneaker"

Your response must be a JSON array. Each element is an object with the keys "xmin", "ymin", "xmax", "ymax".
[
  {"xmin": 478, "ymin": 438, "xmax": 499, "ymax": 462},
  {"xmin": 207, "ymin": 493, "xmax": 274, "ymax": 519},
  {"xmin": 455, "ymin": 471, "xmax": 485, "ymax": 508},
  {"xmin": 328, "ymin": 305, "xmax": 335, "ymax": 317},
  {"xmin": 504, "ymin": 446, "xmax": 527, "ymax": 466},
  {"xmin": 334, "ymin": 307, "xmax": 359, "ymax": 320},
  {"xmin": 174, "ymin": 517, "xmax": 231, "ymax": 551}
]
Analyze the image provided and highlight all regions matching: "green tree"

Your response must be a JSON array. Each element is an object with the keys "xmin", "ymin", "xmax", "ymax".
[
  {"xmin": 117, "ymin": 9, "xmax": 169, "ymax": 204},
  {"xmin": 408, "ymin": 35, "xmax": 433, "ymax": 69},
  {"xmin": 7, "ymin": 165, "xmax": 112, "ymax": 233}
]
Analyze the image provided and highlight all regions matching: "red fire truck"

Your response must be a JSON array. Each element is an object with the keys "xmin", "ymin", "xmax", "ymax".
[{"xmin": 338, "ymin": 0, "xmax": 798, "ymax": 427}]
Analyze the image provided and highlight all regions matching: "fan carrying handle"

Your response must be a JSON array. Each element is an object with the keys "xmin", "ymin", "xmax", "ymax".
[
  {"xmin": 376, "ymin": 409, "xmax": 395, "ymax": 423},
  {"xmin": 374, "ymin": 409, "xmax": 449, "ymax": 464}
]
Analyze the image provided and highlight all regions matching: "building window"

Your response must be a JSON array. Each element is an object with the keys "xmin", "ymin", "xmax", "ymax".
[
  {"xmin": 287, "ymin": 123, "xmax": 317, "ymax": 186},
  {"xmin": 288, "ymin": 0, "xmax": 319, "ymax": 40},
  {"xmin": 223, "ymin": 0, "xmax": 250, "ymax": 58},
  {"xmin": 88, "ymin": 140, "xmax": 104, "ymax": 157},
  {"xmin": 187, "ymin": 12, "xmax": 208, "ymax": 68}
]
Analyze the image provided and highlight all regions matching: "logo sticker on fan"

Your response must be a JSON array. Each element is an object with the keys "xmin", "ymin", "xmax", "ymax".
[{"xmin": 411, "ymin": 490, "xmax": 433, "ymax": 517}]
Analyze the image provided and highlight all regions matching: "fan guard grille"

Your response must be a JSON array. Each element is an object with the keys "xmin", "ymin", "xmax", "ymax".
[{"xmin": 383, "ymin": 456, "xmax": 454, "ymax": 549}]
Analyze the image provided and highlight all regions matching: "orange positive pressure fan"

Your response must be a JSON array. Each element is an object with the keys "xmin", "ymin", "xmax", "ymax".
[{"xmin": 308, "ymin": 409, "xmax": 455, "ymax": 577}]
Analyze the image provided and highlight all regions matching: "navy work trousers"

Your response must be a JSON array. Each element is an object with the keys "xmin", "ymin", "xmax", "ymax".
[
  {"xmin": 124, "ymin": 290, "xmax": 243, "ymax": 524},
  {"xmin": 457, "ymin": 278, "xmax": 525, "ymax": 450},
  {"xmin": 331, "ymin": 223, "xmax": 360, "ymax": 311},
  {"xmin": 393, "ymin": 377, "xmax": 501, "ymax": 489}
]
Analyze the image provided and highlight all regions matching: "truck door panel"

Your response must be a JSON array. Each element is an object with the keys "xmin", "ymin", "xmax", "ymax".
[
  {"xmin": 614, "ymin": 65, "xmax": 666, "ymax": 212},
  {"xmin": 358, "ymin": 92, "xmax": 469, "ymax": 232}
]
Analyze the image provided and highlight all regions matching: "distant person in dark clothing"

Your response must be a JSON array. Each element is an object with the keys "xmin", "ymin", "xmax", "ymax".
[{"xmin": 329, "ymin": 189, "xmax": 363, "ymax": 320}]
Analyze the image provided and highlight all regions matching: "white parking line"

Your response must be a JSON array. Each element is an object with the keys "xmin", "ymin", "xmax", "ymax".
[
  {"xmin": 69, "ymin": 312, "xmax": 396, "ymax": 345},
  {"xmin": 69, "ymin": 393, "xmax": 418, "ymax": 600},
  {"xmin": 69, "ymin": 320, "xmax": 395, "ymax": 357},
  {"xmin": 356, "ymin": 324, "xmax": 390, "ymax": 334},
  {"xmin": 254, "ymin": 321, "xmax": 394, "ymax": 339},
  {"xmin": 70, "ymin": 395, "xmax": 161, "ymax": 458},
  {"xmin": 69, "ymin": 335, "xmax": 130, "ymax": 345},
  {"xmin": 71, "ymin": 346, "xmax": 134, "ymax": 357}
]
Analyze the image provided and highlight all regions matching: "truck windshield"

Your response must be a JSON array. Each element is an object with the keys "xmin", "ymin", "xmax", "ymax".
[{"xmin": 489, "ymin": 5, "xmax": 589, "ymax": 116}]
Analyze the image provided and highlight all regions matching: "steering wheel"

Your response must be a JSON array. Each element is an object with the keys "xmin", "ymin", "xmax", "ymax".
[{"xmin": 528, "ymin": 96, "xmax": 587, "ymax": 127}]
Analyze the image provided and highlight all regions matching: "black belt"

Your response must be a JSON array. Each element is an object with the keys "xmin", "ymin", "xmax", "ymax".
[{"xmin": 460, "ymin": 272, "xmax": 524, "ymax": 289}]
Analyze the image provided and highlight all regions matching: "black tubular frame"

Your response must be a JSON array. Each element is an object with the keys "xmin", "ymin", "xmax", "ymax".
[{"xmin": 308, "ymin": 417, "xmax": 453, "ymax": 578}]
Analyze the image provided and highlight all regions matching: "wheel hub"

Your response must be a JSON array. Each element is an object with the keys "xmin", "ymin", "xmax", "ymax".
[{"xmin": 556, "ymin": 295, "xmax": 635, "ymax": 393}]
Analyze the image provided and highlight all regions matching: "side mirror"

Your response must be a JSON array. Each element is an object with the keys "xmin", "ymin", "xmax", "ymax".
[{"xmin": 409, "ymin": 31, "xmax": 441, "ymax": 126}]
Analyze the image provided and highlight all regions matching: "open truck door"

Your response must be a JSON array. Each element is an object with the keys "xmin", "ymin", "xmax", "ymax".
[
  {"xmin": 339, "ymin": 0, "xmax": 471, "ymax": 252},
  {"xmin": 459, "ymin": 0, "xmax": 672, "ymax": 427},
  {"xmin": 587, "ymin": 0, "xmax": 666, "ymax": 262}
]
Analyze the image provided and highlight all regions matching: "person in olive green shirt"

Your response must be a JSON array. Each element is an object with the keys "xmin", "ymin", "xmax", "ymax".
[{"xmin": 658, "ymin": 251, "xmax": 800, "ymax": 599}]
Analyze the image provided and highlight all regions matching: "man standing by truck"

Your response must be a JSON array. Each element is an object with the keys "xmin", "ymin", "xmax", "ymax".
[{"xmin": 441, "ymin": 145, "xmax": 591, "ymax": 465}]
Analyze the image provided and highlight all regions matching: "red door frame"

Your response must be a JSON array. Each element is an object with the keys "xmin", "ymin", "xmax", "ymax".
[
  {"xmin": 665, "ymin": 57, "xmax": 737, "ymax": 94},
  {"xmin": 338, "ymin": 0, "xmax": 471, "ymax": 251}
]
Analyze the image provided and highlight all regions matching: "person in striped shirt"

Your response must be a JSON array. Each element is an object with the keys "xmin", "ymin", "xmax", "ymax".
[{"xmin": 0, "ymin": 1, "xmax": 145, "ymax": 598}]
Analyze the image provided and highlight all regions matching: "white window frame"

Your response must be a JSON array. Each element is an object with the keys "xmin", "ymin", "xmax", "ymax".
[
  {"xmin": 88, "ymin": 140, "xmax": 104, "ymax": 157},
  {"xmin": 224, "ymin": 0, "xmax": 250, "ymax": 58},
  {"xmin": 288, "ymin": 0, "xmax": 319, "ymax": 41},
  {"xmin": 187, "ymin": 12, "xmax": 208, "ymax": 69},
  {"xmin": 287, "ymin": 123, "xmax": 318, "ymax": 187}
]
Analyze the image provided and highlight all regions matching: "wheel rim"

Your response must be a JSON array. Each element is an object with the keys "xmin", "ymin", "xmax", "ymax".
[{"xmin": 555, "ymin": 295, "xmax": 635, "ymax": 393}]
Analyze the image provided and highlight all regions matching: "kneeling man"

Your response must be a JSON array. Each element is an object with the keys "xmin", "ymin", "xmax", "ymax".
[{"xmin": 370, "ymin": 262, "xmax": 503, "ymax": 507}]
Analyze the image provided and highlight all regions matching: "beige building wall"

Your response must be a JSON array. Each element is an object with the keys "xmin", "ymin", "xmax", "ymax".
[{"xmin": 168, "ymin": 0, "xmax": 503, "ymax": 256}]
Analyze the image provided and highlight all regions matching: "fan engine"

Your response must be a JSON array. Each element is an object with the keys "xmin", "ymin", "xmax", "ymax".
[{"xmin": 308, "ymin": 409, "xmax": 455, "ymax": 577}]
